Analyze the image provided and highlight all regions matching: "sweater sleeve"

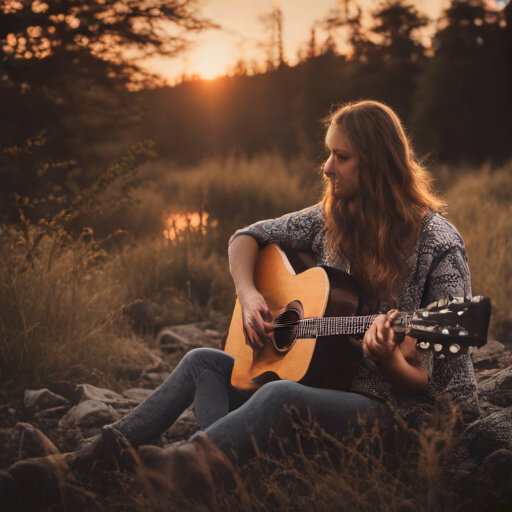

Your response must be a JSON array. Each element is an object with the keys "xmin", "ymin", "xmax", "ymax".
[
  {"xmin": 229, "ymin": 203, "xmax": 325, "ymax": 253},
  {"xmin": 421, "ymin": 245, "xmax": 472, "ymax": 307},
  {"xmin": 420, "ymin": 229, "xmax": 478, "ymax": 422}
]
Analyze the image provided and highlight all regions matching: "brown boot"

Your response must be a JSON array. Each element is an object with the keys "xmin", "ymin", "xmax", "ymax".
[
  {"xmin": 137, "ymin": 432, "xmax": 240, "ymax": 503},
  {"xmin": 0, "ymin": 452, "xmax": 71, "ymax": 512}
]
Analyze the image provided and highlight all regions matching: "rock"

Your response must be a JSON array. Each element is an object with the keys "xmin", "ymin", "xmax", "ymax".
[
  {"xmin": 77, "ymin": 384, "xmax": 124, "ymax": 403},
  {"xmin": 451, "ymin": 407, "xmax": 512, "ymax": 465},
  {"xmin": 33, "ymin": 406, "xmax": 70, "ymax": 421},
  {"xmin": 156, "ymin": 323, "xmax": 224, "ymax": 352},
  {"xmin": 76, "ymin": 384, "xmax": 139, "ymax": 410},
  {"xmin": 60, "ymin": 400, "xmax": 121, "ymax": 428},
  {"xmin": 481, "ymin": 449, "xmax": 512, "ymax": 491},
  {"xmin": 156, "ymin": 328, "xmax": 188, "ymax": 347},
  {"xmin": 162, "ymin": 406, "xmax": 199, "ymax": 445},
  {"xmin": 16, "ymin": 422, "xmax": 60, "ymax": 459},
  {"xmin": 122, "ymin": 388, "xmax": 153, "ymax": 402},
  {"xmin": 475, "ymin": 368, "xmax": 503, "ymax": 385},
  {"xmin": 478, "ymin": 366, "xmax": 512, "ymax": 407},
  {"xmin": 478, "ymin": 400, "xmax": 505, "ymax": 419},
  {"xmin": 141, "ymin": 372, "xmax": 168, "ymax": 388},
  {"xmin": 472, "ymin": 340, "xmax": 511, "ymax": 370},
  {"xmin": 24, "ymin": 389, "xmax": 69, "ymax": 412}
]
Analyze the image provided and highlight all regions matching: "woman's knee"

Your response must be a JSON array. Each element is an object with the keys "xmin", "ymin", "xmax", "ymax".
[
  {"xmin": 251, "ymin": 380, "xmax": 305, "ymax": 411},
  {"xmin": 181, "ymin": 348, "xmax": 234, "ymax": 375}
]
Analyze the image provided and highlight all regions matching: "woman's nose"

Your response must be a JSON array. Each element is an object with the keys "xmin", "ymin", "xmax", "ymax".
[{"xmin": 323, "ymin": 158, "xmax": 334, "ymax": 177}]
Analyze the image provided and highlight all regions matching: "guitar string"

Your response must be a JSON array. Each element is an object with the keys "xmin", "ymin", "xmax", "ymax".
[{"xmin": 296, "ymin": 315, "xmax": 380, "ymax": 338}]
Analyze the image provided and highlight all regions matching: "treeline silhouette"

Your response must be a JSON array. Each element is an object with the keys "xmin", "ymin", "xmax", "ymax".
[
  {"xmin": 134, "ymin": 0, "xmax": 512, "ymax": 166},
  {"xmin": 0, "ymin": 0, "xmax": 510, "ymax": 232}
]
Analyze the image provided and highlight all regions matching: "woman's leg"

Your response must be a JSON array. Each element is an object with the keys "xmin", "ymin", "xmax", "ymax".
[
  {"xmin": 200, "ymin": 380, "xmax": 395, "ymax": 466},
  {"xmin": 110, "ymin": 347, "xmax": 248, "ymax": 447}
]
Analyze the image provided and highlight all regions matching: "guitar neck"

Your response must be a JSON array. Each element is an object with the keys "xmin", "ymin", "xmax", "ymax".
[{"xmin": 295, "ymin": 315, "xmax": 380, "ymax": 338}]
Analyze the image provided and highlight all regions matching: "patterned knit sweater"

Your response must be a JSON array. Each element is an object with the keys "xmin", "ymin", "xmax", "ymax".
[{"xmin": 230, "ymin": 203, "xmax": 479, "ymax": 424}]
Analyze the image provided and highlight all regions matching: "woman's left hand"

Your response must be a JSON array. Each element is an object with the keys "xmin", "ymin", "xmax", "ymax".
[{"xmin": 362, "ymin": 310, "xmax": 403, "ymax": 361}]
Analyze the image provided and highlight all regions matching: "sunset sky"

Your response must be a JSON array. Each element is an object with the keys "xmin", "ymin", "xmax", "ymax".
[{"xmin": 143, "ymin": 0, "xmax": 448, "ymax": 82}]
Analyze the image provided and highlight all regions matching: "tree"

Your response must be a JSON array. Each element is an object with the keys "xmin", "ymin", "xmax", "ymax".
[
  {"xmin": 412, "ymin": 0, "xmax": 511, "ymax": 164},
  {"xmin": 0, "ymin": 0, "xmax": 213, "ymax": 225},
  {"xmin": 258, "ymin": 4, "xmax": 286, "ymax": 71}
]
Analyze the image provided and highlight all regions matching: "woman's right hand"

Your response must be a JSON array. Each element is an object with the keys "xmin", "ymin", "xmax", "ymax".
[{"xmin": 238, "ymin": 288, "xmax": 274, "ymax": 349}]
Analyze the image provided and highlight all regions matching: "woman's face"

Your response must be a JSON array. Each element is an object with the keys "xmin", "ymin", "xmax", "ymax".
[{"xmin": 323, "ymin": 125, "xmax": 359, "ymax": 200}]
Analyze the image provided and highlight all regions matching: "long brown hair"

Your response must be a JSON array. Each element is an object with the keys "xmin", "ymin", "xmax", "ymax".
[{"xmin": 322, "ymin": 100, "xmax": 445, "ymax": 302}]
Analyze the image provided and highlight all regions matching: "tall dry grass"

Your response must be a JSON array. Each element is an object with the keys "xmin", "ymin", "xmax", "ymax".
[
  {"xmin": 47, "ymin": 399, "xmax": 472, "ymax": 512},
  {"xmin": 1, "ymin": 153, "xmax": 510, "ymax": 391},
  {"xmin": 444, "ymin": 161, "xmax": 512, "ymax": 341},
  {"xmin": 0, "ymin": 237, "xmax": 152, "ymax": 390}
]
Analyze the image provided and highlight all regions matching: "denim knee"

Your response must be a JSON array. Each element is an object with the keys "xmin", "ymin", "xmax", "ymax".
[
  {"xmin": 180, "ymin": 347, "xmax": 234, "ymax": 377},
  {"xmin": 250, "ymin": 380, "xmax": 305, "ymax": 413}
]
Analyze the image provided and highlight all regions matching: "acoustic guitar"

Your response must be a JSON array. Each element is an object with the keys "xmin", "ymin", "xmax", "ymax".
[{"xmin": 224, "ymin": 244, "xmax": 491, "ymax": 392}]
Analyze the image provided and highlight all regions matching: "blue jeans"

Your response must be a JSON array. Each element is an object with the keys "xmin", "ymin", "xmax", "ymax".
[{"xmin": 110, "ymin": 348, "xmax": 395, "ymax": 465}]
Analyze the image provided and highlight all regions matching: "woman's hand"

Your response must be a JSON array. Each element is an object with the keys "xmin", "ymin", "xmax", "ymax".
[
  {"xmin": 238, "ymin": 288, "xmax": 274, "ymax": 349},
  {"xmin": 362, "ymin": 310, "xmax": 403, "ymax": 361}
]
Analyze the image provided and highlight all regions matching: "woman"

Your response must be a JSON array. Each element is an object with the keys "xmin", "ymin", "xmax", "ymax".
[{"xmin": 3, "ymin": 100, "xmax": 478, "ymax": 496}]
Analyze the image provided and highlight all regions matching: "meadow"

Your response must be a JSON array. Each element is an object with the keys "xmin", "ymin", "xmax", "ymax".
[
  {"xmin": 0, "ymin": 153, "xmax": 511, "ymax": 511},
  {"xmin": 1, "ymin": 153, "xmax": 510, "ymax": 391}
]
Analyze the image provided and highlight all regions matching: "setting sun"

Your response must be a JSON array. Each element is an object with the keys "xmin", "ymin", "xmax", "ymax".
[{"xmin": 191, "ymin": 39, "xmax": 233, "ymax": 80}]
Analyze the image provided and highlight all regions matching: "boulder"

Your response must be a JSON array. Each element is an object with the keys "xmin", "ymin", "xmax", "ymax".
[
  {"xmin": 156, "ymin": 323, "xmax": 224, "ymax": 353},
  {"xmin": 60, "ymin": 400, "xmax": 121, "ymax": 429},
  {"xmin": 162, "ymin": 406, "xmax": 199, "ymax": 445},
  {"xmin": 33, "ymin": 406, "xmax": 70, "ymax": 421},
  {"xmin": 451, "ymin": 407, "xmax": 512, "ymax": 465},
  {"xmin": 472, "ymin": 340, "xmax": 512, "ymax": 370},
  {"xmin": 76, "ymin": 384, "xmax": 139, "ymax": 410},
  {"xmin": 122, "ymin": 388, "xmax": 153, "ymax": 403},
  {"xmin": 15, "ymin": 422, "xmax": 60, "ymax": 459},
  {"xmin": 478, "ymin": 366, "xmax": 512, "ymax": 407},
  {"xmin": 24, "ymin": 389, "xmax": 69, "ymax": 412}
]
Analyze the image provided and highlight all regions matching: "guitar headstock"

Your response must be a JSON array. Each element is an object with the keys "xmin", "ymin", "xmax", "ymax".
[{"xmin": 405, "ymin": 296, "xmax": 491, "ymax": 357}]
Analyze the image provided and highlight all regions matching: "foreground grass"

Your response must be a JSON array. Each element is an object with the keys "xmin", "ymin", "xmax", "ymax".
[{"xmin": 13, "ymin": 399, "xmax": 497, "ymax": 512}]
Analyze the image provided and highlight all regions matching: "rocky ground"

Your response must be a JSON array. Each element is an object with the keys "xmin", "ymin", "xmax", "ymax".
[
  {"xmin": 1, "ymin": 310, "xmax": 512, "ymax": 510},
  {"xmin": 0, "ymin": 313, "xmax": 230, "ymax": 472}
]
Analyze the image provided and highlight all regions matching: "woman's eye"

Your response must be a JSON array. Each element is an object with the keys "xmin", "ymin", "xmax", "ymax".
[{"xmin": 336, "ymin": 154, "xmax": 347, "ymax": 161}]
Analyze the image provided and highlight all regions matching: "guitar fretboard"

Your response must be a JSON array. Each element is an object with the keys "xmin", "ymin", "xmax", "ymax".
[{"xmin": 295, "ymin": 315, "xmax": 379, "ymax": 338}]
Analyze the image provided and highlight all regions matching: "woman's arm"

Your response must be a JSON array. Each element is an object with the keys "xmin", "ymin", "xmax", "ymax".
[
  {"xmin": 228, "ymin": 235, "xmax": 274, "ymax": 349},
  {"xmin": 363, "ymin": 312, "xmax": 428, "ymax": 396}
]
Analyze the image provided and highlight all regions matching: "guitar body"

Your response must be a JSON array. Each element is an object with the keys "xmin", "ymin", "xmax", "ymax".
[{"xmin": 224, "ymin": 244, "xmax": 365, "ymax": 392}]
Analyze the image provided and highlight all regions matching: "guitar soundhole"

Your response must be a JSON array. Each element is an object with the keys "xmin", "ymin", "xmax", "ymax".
[{"xmin": 273, "ymin": 309, "xmax": 301, "ymax": 352}]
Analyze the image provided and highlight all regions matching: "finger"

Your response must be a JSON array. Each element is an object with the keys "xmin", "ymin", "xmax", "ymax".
[
  {"xmin": 244, "ymin": 324, "xmax": 261, "ymax": 348},
  {"xmin": 263, "ymin": 322, "xmax": 274, "ymax": 336},
  {"xmin": 243, "ymin": 328, "xmax": 254, "ymax": 348},
  {"xmin": 247, "ymin": 323, "xmax": 265, "ymax": 348},
  {"xmin": 375, "ymin": 321, "xmax": 387, "ymax": 345},
  {"xmin": 387, "ymin": 309, "xmax": 399, "ymax": 320}
]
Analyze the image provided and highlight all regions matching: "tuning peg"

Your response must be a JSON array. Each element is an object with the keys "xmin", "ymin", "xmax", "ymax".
[
  {"xmin": 441, "ymin": 328, "xmax": 450, "ymax": 335},
  {"xmin": 457, "ymin": 311, "xmax": 465, "ymax": 316},
  {"xmin": 419, "ymin": 341, "xmax": 430, "ymax": 349},
  {"xmin": 434, "ymin": 344, "xmax": 443, "ymax": 352},
  {"xmin": 451, "ymin": 297, "xmax": 464, "ymax": 304},
  {"xmin": 422, "ymin": 311, "xmax": 429, "ymax": 318},
  {"xmin": 458, "ymin": 330, "xmax": 468, "ymax": 336},
  {"xmin": 471, "ymin": 296, "xmax": 482, "ymax": 303},
  {"xmin": 449, "ymin": 344, "xmax": 460, "ymax": 353}
]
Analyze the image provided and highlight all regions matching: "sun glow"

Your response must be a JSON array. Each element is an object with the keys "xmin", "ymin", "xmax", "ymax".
[
  {"xmin": 190, "ymin": 39, "xmax": 233, "ymax": 80},
  {"xmin": 164, "ymin": 212, "xmax": 218, "ymax": 239}
]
